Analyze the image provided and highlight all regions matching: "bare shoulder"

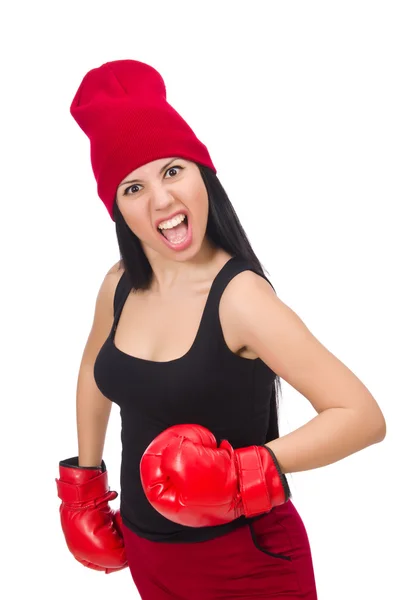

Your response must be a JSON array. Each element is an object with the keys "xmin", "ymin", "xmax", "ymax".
[
  {"xmin": 107, "ymin": 258, "xmax": 125, "ymax": 279},
  {"xmin": 101, "ymin": 259, "xmax": 125, "ymax": 296},
  {"xmin": 223, "ymin": 269, "xmax": 277, "ymax": 306},
  {"xmin": 222, "ymin": 267, "xmax": 383, "ymax": 420},
  {"xmin": 222, "ymin": 268, "xmax": 302, "ymax": 356},
  {"xmin": 94, "ymin": 259, "xmax": 124, "ymax": 309},
  {"xmin": 219, "ymin": 269, "xmax": 277, "ymax": 351},
  {"xmin": 80, "ymin": 259, "xmax": 125, "ymax": 366}
]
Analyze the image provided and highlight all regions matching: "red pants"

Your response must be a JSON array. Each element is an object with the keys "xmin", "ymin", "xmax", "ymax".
[{"xmin": 122, "ymin": 500, "xmax": 318, "ymax": 599}]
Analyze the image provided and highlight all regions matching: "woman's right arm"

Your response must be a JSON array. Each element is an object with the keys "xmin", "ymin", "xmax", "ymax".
[{"xmin": 76, "ymin": 260, "xmax": 124, "ymax": 467}]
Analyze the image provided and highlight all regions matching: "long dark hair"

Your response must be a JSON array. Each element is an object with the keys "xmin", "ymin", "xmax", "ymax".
[{"xmin": 112, "ymin": 163, "xmax": 282, "ymax": 443}]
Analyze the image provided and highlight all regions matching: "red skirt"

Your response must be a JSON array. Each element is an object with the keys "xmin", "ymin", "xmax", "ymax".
[{"xmin": 122, "ymin": 500, "xmax": 318, "ymax": 599}]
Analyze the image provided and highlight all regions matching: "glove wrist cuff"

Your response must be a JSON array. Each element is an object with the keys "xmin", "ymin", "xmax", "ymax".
[
  {"xmin": 235, "ymin": 445, "xmax": 291, "ymax": 517},
  {"xmin": 56, "ymin": 469, "xmax": 114, "ymax": 504},
  {"xmin": 59, "ymin": 456, "xmax": 106, "ymax": 472},
  {"xmin": 261, "ymin": 445, "xmax": 291, "ymax": 505}
]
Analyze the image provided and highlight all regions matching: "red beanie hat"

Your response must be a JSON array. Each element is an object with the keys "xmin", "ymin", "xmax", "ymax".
[{"xmin": 70, "ymin": 59, "xmax": 217, "ymax": 220}]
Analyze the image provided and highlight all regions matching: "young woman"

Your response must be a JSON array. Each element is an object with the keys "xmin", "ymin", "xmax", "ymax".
[{"xmin": 55, "ymin": 59, "xmax": 386, "ymax": 599}]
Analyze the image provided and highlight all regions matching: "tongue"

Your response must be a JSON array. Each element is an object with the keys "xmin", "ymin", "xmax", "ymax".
[{"xmin": 162, "ymin": 221, "xmax": 188, "ymax": 243}]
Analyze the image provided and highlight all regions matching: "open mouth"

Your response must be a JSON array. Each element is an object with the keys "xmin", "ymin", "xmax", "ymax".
[
  {"xmin": 157, "ymin": 214, "xmax": 189, "ymax": 241},
  {"xmin": 156, "ymin": 213, "xmax": 193, "ymax": 250}
]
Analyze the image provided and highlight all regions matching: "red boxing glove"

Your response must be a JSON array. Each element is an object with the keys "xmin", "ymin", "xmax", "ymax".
[
  {"xmin": 140, "ymin": 424, "xmax": 291, "ymax": 527},
  {"xmin": 55, "ymin": 457, "xmax": 127, "ymax": 573}
]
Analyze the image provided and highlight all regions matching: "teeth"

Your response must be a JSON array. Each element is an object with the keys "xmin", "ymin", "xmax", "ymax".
[{"xmin": 158, "ymin": 213, "xmax": 186, "ymax": 230}]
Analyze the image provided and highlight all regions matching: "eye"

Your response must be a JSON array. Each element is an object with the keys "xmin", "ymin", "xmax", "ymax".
[
  {"xmin": 122, "ymin": 165, "xmax": 184, "ymax": 196},
  {"xmin": 165, "ymin": 165, "xmax": 183, "ymax": 178},
  {"xmin": 123, "ymin": 183, "xmax": 141, "ymax": 196}
]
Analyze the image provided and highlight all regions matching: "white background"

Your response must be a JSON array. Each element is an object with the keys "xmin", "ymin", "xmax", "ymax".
[{"xmin": 1, "ymin": 1, "xmax": 396, "ymax": 598}]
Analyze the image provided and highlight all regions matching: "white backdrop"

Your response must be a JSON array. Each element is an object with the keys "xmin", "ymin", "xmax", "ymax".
[{"xmin": 1, "ymin": 1, "xmax": 396, "ymax": 598}]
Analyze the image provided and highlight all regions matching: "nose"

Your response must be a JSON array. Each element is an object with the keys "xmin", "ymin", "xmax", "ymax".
[{"xmin": 151, "ymin": 185, "xmax": 175, "ymax": 212}]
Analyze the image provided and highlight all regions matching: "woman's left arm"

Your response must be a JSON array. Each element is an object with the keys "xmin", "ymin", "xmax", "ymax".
[{"xmin": 227, "ymin": 271, "xmax": 387, "ymax": 474}]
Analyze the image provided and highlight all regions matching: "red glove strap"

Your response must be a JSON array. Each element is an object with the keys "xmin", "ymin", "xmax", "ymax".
[
  {"xmin": 235, "ymin": 445, "xmax": 289, "ymax": 517},
  {"xmin": 56, "ymin": 470, "xmax": 114, "ymax": 504},
  {"xmin": 234, "ymin": 445, "xmax": 272, "ymax": 516}
]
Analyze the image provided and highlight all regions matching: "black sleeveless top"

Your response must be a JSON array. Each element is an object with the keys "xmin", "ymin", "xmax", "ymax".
[{"xmin": 94, "ymin": 256, "xmax": 279, "ymax": 543}]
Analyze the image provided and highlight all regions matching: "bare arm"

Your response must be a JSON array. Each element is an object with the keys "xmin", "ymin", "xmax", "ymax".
[
  {"xmin": 76, "ymin": 261, "xmax": 124, "ymax": 467},
  {"xmin": 226, "ymin": 271, "xmax": 386, "ymax": 473}
]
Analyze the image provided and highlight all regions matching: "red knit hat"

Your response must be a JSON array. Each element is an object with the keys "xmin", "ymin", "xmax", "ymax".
[{"xmin": 70, "ymin": 59, "xmax": 217, "ymax": 220}]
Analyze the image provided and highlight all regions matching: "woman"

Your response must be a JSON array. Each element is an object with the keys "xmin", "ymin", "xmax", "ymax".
[{"xmin": 55, "ymin": 59, "xmax": 386, "ymax": 599}]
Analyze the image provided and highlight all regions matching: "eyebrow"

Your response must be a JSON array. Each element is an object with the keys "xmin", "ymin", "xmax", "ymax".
[{"xmin": 117, "ymin": 158, "xmax": 179, "ymax": 188}]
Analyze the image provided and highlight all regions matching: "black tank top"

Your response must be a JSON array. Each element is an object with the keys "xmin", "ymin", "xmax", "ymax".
[{"xmin": 94, "ymin": 256, "xmax": 279, "ymax": 543}]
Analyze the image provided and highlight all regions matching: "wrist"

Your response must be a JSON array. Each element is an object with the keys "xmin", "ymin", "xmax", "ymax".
[{"xmin": 59, "ymin": 456, "xmax": 106, "ymax": 472}]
